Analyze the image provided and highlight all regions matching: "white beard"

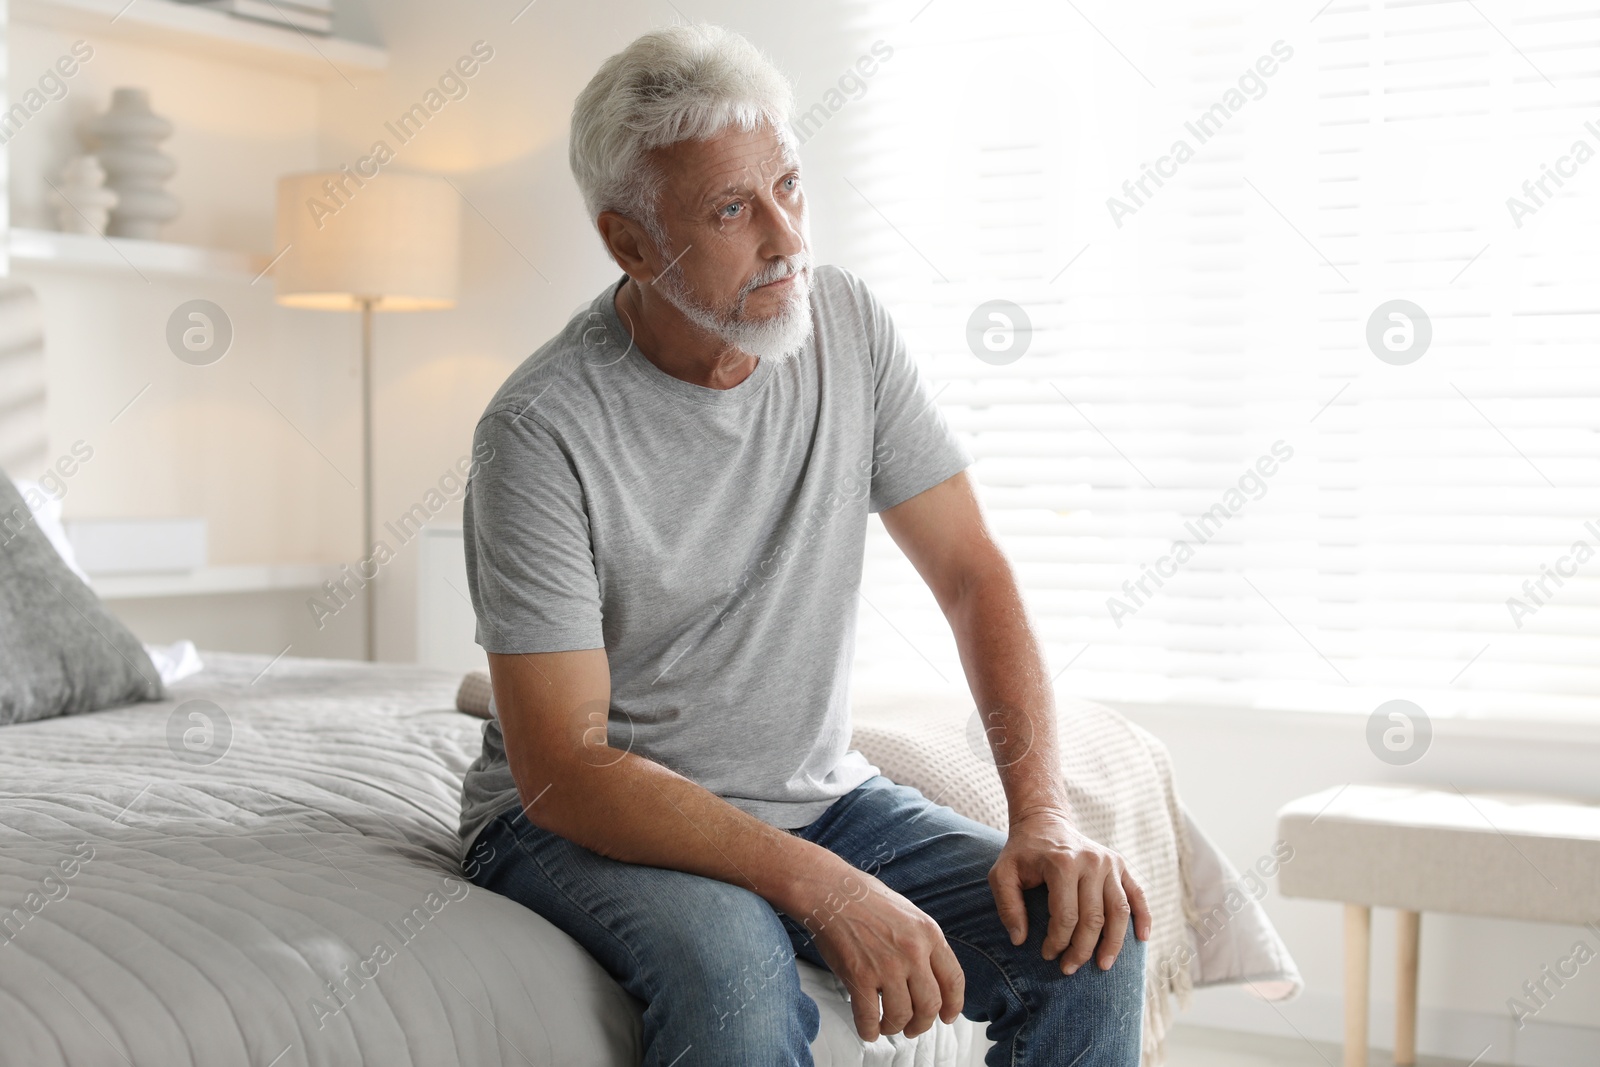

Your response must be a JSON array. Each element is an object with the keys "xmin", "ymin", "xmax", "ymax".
[{"xmin": 654, "ymin": 252, "xmax": 815, "ymax": 363}]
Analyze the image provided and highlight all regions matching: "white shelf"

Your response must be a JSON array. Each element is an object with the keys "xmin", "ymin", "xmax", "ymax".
[
  {"xmin": 91, "ymin": 562, "xmax": 345, "ymax": 599},
  {"xmin": 13, "ymin": 0, "xmax": 388, "ymax": 80},
  {"xmin": 9, "ymin": 227, "xmax": 267, "ymax": 280}
]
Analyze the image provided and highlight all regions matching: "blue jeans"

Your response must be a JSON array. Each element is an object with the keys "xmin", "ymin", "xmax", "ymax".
[{"xmin": 463, "ymin": 774, "xmax": 1146, "ymax": 1066}]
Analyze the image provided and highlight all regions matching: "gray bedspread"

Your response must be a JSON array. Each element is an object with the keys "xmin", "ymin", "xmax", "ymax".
[{"xmin": 0, "ymin": 651, "xmax": 985, "ymax": 1067}]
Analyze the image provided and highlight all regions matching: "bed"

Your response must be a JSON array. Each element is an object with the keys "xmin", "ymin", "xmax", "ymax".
[
  {"xmin": 0, "ymin": 647, "xmax": 1004, "ymax": 1067},
  {"xmin": 0, "ymin": 276, "xmax": 1300, "ymax": 1065},
  {"xmin": 0, "ymin": 648, "xmax": 1303, "ymax": 1067}
]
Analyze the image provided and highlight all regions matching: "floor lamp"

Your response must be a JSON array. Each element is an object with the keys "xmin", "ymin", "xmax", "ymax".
[{"xmin": 272, "ymin": 171, "xmax": 461, "ymax": 661}]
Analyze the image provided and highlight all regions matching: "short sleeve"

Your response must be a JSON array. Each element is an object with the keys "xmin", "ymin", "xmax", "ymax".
[
  {"xmin": 848, "ymin": 272, "xmax": 975, "ymax": 512},
  {"xmin": 463, "ymin": 409, "xmax": 605, "ymax": 655}
]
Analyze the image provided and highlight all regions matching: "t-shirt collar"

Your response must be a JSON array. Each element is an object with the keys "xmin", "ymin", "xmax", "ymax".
[{"xmin": 597, "ymin": 274, "xmax": 777, "ymax": 407}]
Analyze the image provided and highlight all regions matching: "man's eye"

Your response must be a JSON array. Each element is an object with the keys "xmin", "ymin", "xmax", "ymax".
[
  {"xmin": 783, "ymin": 176, "xmax": 800, "ymax": 191},
  {"xmin": 721, "ymin": 202, "xmax": 743, "ymax": 218}
]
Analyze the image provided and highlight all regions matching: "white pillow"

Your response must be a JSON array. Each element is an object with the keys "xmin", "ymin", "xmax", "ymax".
[
  {"xmin": 143, "ymin": 639, "xmax": 205, "ymax": 686},
  {"xmin": 12, "ymin": 478, "xmax": 91, "ymax": 584}
]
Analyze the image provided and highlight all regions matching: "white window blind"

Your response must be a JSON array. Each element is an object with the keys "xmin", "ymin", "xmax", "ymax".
[{"xmin": 829, "ymin": 0, "xmax": 1600, "ymax": 722}]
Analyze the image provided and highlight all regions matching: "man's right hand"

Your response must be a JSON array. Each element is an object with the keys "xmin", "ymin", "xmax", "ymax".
[{"xmin": 798, "ymin": 867, "xmax": 966, "ymax": 1042}]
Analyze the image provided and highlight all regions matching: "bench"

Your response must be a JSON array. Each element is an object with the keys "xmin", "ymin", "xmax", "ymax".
[{"xmin": 1276, "ymin": 783, "xmax": 1600, "ymax": 1067}]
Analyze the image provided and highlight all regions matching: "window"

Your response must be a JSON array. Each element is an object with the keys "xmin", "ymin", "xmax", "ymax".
[{"xmin": 831, "ymin": 0, "xmax": 1600, "ymax": 722}]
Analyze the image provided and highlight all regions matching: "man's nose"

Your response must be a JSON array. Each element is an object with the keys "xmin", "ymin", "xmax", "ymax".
[{"xmin": 762, "ymin": 200, "xmax": 805, "ymax": 260}]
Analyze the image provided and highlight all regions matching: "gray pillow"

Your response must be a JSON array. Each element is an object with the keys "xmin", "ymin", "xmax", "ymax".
[{"xmin": 0, "ymin": 470, "xmax": 165, "ymax": 724}]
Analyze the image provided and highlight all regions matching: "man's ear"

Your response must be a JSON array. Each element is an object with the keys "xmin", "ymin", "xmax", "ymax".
[{"xmin": 597, "ymin": 211, "xmax": 660, "ymax": 284}]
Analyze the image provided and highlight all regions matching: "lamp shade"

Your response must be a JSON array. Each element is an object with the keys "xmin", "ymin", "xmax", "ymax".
[{"xmin": 273, "ymin": 170, "xmax": 461, "ymax": 311}]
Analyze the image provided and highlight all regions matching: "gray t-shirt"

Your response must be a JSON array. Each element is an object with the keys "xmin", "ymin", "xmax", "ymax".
[{"xmin": 457, "ymin": 264, "xmax": 972, "ymax": 858}]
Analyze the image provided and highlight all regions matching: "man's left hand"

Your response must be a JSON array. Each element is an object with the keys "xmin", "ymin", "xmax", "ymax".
[{"xmin": 987, "ymin": 809, "xmax": 1152, "ymax": 975}]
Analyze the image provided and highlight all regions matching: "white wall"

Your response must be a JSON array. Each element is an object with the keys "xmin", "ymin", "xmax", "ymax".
[{"xmin": 10, "ymin": 19, "xmax": 364, "ymax": 657}]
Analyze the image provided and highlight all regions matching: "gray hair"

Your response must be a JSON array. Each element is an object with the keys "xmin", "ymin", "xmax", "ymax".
[{"xmin": 569, "ymin": 24, "xmax": 796, "ymax": 244}]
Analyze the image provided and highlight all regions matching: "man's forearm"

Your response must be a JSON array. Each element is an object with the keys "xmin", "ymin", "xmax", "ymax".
[
  {"xmin": 506, "ymin": 748, "xmax": 857, "ymax": 919},
  {"xmin": 946, "ymin": 558, "xmax": 1070, "ymax": 822}
]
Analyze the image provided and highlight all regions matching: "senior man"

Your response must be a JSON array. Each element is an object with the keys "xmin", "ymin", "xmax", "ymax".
[{"xmin": 458, "ymin": 23, "xmax": 1149, "ymax": 1067}]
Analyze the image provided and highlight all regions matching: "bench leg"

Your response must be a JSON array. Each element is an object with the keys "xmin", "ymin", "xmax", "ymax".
[
  {"xmin": 1345, "ymin": 903, "xmax": 1370, "ymax": 1067},
  {"xmin": 1395, "ymin": 910, "xmax": 1420, "ymax": 1066}
]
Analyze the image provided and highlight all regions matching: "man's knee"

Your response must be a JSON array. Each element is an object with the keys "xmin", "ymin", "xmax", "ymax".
[
  {"xmin": 651, "ymin": 884, "xmax": 818, "ymax": 1042},
  {"xmin": 701, "ymin": 936, "xmax": 807, "ymax": 1034},
  {"xmin": 669, "ymin": 890, "xmax": 795, "ymax": 993},
  {"xmin": 1038, "ymin": 904, "xmax": 1147, "ymax": 992},
  {"xmin": 1040, "ymin": 932, "xmax": 1147, "ymax": 1038},
  {"xmin": 1095, "ymin": 931, "xmax": 1146, "ymax": 993},
  {"xmin": 1007, "ymin": 882, "xmax": 1147, "ymax": 1005}
]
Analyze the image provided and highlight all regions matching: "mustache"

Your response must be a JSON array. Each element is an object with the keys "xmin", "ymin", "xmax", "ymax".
[{"xmin": 743, "ymin": 254, "xmax": 810, "ymax": 296}]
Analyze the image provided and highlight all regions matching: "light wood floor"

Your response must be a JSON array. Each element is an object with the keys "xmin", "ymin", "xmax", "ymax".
[{"xmin": 1164, "ymin": 1024, "xmax": 1509, "ymax": 1067}]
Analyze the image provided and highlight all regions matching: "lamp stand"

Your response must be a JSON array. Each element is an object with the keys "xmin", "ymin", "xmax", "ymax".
[{"xmin": 360, "ymin": 296, "xmax": 376, "ymax": 662}]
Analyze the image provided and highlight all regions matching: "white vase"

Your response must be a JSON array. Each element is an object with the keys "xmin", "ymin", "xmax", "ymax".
[
  {"xmin": 86, "ymin": 87, "xmax": 179, "ymax": 240},
  {"xmin": 49, "ymin": 155, "xmax": 120, "ymax": 236}
]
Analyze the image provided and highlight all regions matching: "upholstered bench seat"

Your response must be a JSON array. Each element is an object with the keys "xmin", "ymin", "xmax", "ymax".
[{"xmin": 1276, "ymin": 784, "xmax": 1600, "ymax": 1067}]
